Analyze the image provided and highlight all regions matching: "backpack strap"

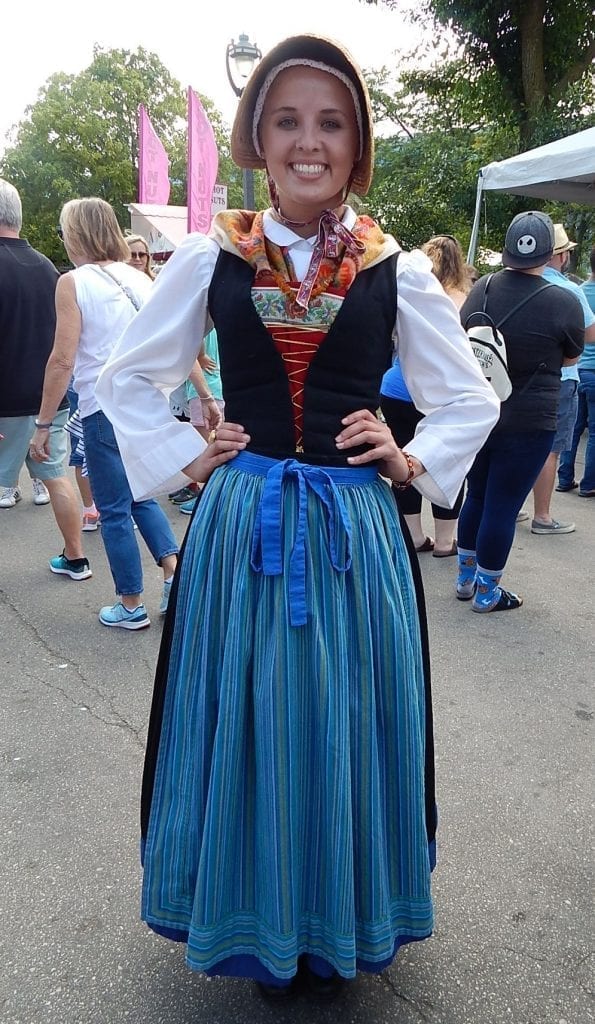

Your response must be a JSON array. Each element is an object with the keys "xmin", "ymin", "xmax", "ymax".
[
  {"xmin": 464, "ymin": 274, "xmax": 498, "ymax": 335},
  {"xmin": 481, "ymin": 273, "xmax": 495, "ymax": 313},
  {"xmin": 480, "ymin": 273, "xmax": 555, "ymax": 330},
  {"xmin": 496, "ymin": 282, "xmax": 554, "ymax": 329}
]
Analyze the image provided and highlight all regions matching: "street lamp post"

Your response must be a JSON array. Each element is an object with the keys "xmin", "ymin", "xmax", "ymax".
[{"xmin": 225, "ymin": 33, "xmax": 262, "ymax": 209}]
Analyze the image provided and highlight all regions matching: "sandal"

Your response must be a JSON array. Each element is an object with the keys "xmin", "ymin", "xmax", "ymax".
[
  {"xmin": 472, "ymin": 588, "xmax": 523, "ymax": 613},
  {"xmin": 433, "ymin": 540, "xmax": 458, "ymax": 558},
  {"xmin": 415, "ymin": 537, "xmax": 434, "ymax": 553}
]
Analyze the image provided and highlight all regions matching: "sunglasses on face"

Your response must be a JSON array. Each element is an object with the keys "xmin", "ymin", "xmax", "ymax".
[
  {"xmin": 56, "ymin": 226, "xmax": 63, "ymax": 239},
  {"xmin": 129, "ymin": 250, "xmax": 149, "ymax": 259}
]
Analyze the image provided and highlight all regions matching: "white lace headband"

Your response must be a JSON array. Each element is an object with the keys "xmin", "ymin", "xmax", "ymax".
[{"xmin": 252, "ymin": 58, "xmax": 364, "ymax": 161}]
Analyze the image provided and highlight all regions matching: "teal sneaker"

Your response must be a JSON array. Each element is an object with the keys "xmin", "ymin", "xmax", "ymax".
[
  {"xmin": 49, "ymin": 550, "xmax": 92, "ymax": 581},
  {"xmin": 99, "ymin": 601, "xmax": 150, "ymax": 630},
  {"xmin": 179, "ymin": 497, "xmax": 198, "ymax": 516}
]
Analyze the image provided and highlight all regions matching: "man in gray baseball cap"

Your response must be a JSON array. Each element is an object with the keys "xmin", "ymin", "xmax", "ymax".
[
  {"xmin": 456, "ymin": 210, "xmax": 583, "ymax": 612},
  {"xmin": 501, "ymin": 210, "xmax": 555, "ymax": 269}
]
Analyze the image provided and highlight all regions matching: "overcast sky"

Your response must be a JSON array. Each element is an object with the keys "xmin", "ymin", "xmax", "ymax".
[{"xmin": 1, "ymin": 0, "xmax": 426, "ymax": 156}]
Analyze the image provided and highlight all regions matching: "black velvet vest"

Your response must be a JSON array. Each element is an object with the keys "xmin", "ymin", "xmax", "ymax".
[{"xmin": 208, "ymin": 249, "xmax": 398, "ymax": 465}]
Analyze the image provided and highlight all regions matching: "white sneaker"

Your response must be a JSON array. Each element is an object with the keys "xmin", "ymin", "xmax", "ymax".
[
  {"xmin": 82, "ymin": 509, "xmax": 100, "ymax": 531},
  {"xmin": 0, "ymin": 486, "xmax": 22, "ymax": 508},
  {"xmin": 32, "ymin": 479, "xmax": 50, "ymax": 505}
]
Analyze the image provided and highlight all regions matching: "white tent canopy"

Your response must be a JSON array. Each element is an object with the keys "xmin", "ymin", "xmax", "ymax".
[
  {"xmin": 468, "ymin": 127, "xmax": 595, "ymax": 262},
  {"xmin": 128, "ymin": 204, "xmax": 189, "ymax": 255},
  {"xmin": 128, "ymin": 187, "xmax": 228, "ymax": 256}
]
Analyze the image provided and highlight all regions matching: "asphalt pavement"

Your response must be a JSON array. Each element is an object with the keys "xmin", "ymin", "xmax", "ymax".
[{"xmin": 0, "ymin": 461, "xmax": 592, "ymax": 1024}]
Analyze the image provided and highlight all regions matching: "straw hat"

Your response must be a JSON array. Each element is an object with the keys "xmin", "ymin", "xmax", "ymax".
[
  {"xmin": 230, "ymin": 34, "xmax": 374, "ymax": 196},
  {"xmin": 552, "ymin": 223, "xmax": 577, "ymax": 255}
]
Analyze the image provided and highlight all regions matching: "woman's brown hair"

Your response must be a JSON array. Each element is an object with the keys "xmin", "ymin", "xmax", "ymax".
[
  {"xmin": 421, "ymin": 234, "xmax": 470, "ymax": 295},
  {"xmin": 60, "ymin": 198, "xmax": 130, "ymax": 264}
]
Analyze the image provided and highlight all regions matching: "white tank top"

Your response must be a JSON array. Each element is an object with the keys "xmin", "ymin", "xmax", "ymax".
[{"xmin": 72, "ymin": 263, "xmax": 153, "ymax": 417}]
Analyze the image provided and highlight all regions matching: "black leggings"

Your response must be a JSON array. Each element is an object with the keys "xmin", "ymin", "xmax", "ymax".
[{"xmin": 380, "ymin": 395, "xmax": 464, "ymax": 519}]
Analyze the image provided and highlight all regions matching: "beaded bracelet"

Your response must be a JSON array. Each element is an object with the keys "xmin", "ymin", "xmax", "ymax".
[{"xmin": 393, "ymin": 451, "xmax": 415, "ymax": 490}]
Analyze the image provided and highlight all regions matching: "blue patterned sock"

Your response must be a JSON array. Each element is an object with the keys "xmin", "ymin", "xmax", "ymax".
[
  {"xmin": 456, "ymin": 548, "xmax": 477, "ymax": 599},
  {"xmin": 472, "ymin": 565, "xmax": 504, "ymax": 612}
]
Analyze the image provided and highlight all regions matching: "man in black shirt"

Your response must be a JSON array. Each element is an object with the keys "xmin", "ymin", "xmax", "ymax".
[
  {"xmin": 456, "ymin": 211, "xmax": 583, "ymax": 612},
  {"xmin": 0, "ymin": 179, "xmax": 91, "ymax": 579}
]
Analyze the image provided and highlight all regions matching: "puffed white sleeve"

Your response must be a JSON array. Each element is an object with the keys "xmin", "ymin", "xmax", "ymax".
[
  {"xmin": 95, "ymin": 233, "xmax": 220, "ymax": 500},
  {"xmin": 394, "ymin": 250, "xmax": 500, "ymax": 507}
]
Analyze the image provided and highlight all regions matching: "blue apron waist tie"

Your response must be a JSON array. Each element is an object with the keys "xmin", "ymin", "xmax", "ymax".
[{"xmin": 247, "ymin": 456, "xmax": 373, "ymax": 627}]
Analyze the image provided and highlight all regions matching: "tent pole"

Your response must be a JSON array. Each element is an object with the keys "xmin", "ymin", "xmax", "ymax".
[{"xmin": 467, "ymin": 170, "xmax": 484, "ymax": 265}]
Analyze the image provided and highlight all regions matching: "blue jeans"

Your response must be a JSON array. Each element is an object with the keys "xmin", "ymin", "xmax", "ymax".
[
  {"xmin": 558, "ymin": 369, "xmax": 595, "ymax": 493},
  {"xmin": 82, "ymin": 410, "xmax": 178, "ymax": 596},
  {"xmin": 458, "ymin": 429, "xmax": 555, "ymax": 571}
]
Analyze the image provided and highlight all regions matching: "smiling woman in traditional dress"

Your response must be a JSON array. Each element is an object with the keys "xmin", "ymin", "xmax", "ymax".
[{"xmin": 96, "ymin": 34, "xmax": 498, "ymax": 1001}]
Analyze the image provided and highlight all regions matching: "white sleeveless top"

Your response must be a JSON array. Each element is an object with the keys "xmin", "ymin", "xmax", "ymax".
[{"xmin": 72, "ymin": 262, "xmax": 152, "ymax": 417}]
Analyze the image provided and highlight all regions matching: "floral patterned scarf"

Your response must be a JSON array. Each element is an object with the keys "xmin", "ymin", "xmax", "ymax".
[{"xmin": 212, "ymin": 209, "xmax": 392, "ymax": 317}]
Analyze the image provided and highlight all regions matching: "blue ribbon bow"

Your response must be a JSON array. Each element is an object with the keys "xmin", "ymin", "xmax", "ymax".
[{"xmin": 250, "ymin": 458, "xmax": 354, "ymax": 627}]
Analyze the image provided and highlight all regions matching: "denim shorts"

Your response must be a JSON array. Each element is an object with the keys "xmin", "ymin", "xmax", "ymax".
[
  {"xmin": 0, "ymin": 409, "xmax": 68, "ymax": 486},
  {"xmin": 552, "ymin": 378, "xmax": 579, "ymax": 454}
]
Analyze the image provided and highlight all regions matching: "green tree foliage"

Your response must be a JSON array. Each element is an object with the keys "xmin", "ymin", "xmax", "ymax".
[
  {"xmin": 362, "ymin": 52, "xmax": 522, "ymax": 258},
  {"xmin": 361, "ymin": 1, "xmax": 594, "ymax": 268},
  {"xmin": 0, "ymin": 46, "xmax": 244, "ymax": 263},
  {"xmin": 416, "ymin": 0, "xmax": 595, "ymax": 146}
]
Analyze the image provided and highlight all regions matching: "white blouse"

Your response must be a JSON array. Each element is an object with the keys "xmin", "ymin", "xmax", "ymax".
[{"xmin": 95, "ymin": 212, "xmax": 499, "ymax": 503}]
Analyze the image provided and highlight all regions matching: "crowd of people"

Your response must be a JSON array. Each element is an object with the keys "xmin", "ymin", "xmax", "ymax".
[{"xmin": 1, "ymin": 29, "xmax": 592, "ymax": 1004}]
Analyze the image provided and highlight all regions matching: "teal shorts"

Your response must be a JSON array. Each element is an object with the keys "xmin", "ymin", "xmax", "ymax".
[{"xmin": 0, "ymin": 409, "xmax": 68, "ymax": 486}]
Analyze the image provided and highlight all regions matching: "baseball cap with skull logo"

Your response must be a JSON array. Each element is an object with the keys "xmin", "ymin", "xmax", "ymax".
[{"xmin": 502, "ymin": 210, "xmax": 555, "ymax": 270}]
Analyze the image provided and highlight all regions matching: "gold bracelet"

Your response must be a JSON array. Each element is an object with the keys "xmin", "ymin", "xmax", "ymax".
[{"xmin": 393, "ymin": 451, "xmax": 415, "ymax": 490}]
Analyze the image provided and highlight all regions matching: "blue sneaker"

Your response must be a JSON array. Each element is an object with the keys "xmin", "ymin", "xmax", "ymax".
[
  {"xmin": 49, "ymin": 550, "xmax": 92, "ymax": 581},
  {"xmin": 160, "ymin": 578, "xmax": 173, "ymax": 615},
  {"xmin": 177, "ymin": 493, "xmax": 198, "ymax": 512},
  {"xmin": 99, "ymin": 601, "xmax": 150, "ymax": 630}
]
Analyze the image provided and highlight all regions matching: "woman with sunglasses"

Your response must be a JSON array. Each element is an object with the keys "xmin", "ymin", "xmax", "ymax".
[
  {"xmin": 97, "ymin": 35, "xmax": 498, "ymax": 998},
  {"xmin": 125, "ymin": 234, "xmax": 155, "ymax": 280}
]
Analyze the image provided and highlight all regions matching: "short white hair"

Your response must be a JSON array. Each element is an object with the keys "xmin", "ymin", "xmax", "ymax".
[{"xmin": 0, "ymin": 179, "xmax": 22, "ymax": 231}]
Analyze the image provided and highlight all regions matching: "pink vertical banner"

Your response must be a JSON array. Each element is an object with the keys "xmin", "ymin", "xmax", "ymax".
[
  {"xmin": 187, "ymin": 87, "xmax": 219, "ymax": 233},
  {"xmin": 138, "ymin": 104, "xmax": 171, "ymax": 205}
]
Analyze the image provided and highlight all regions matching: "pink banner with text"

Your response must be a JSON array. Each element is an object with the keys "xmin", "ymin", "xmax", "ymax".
[
  {"xmin": 138, "ymin": 104, "xmax": 170, "ymax": 205},
  {"xmin": 187, "ymin": 87, "xmax": 219, "ymax": 233}
]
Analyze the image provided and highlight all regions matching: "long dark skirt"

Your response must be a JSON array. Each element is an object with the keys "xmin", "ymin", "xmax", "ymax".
[{"xmin": 141, "ymin": 453, "xmax": 437, "ymax": 981}]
